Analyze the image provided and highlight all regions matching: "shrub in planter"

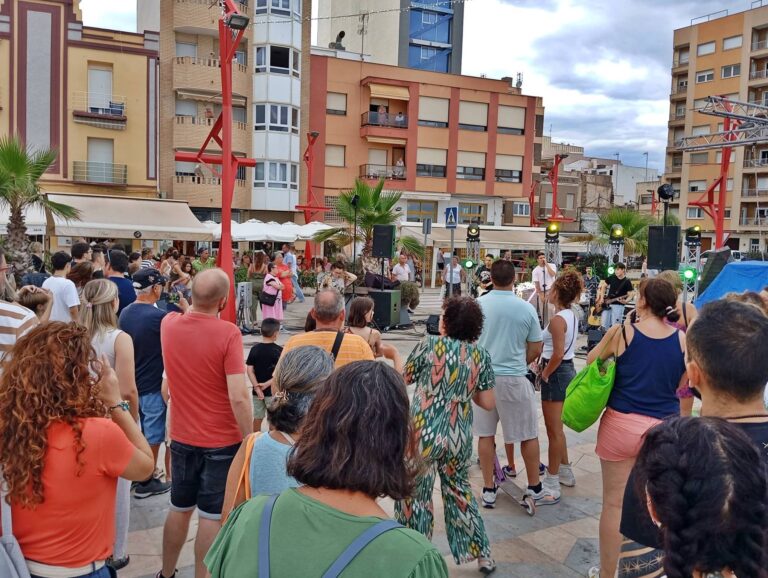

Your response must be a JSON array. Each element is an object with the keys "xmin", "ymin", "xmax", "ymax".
[{"xmin": 399, "ymin": 280, "xmax": 420, "ymax": 310}]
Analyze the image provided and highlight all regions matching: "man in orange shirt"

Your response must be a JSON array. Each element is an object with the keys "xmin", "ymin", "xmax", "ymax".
[{"xmin": 281, "ymin": 289, "xmax": 374, "ymax": 368}]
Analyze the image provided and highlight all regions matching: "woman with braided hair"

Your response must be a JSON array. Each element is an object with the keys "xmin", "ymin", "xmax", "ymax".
[{"xmin": 635, "ymin": 416, "xmax": 768, "ymax": 578}]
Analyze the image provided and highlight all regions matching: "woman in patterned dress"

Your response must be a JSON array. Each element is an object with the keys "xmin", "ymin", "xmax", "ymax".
[{"xmin": 395, "ymin": 296, "xmax": 497, "ymax": 574}]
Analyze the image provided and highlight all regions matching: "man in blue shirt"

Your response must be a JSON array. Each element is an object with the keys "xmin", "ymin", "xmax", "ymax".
[
  {"xmin": 474, "ymin": 260, "xmax": 554, "ymax": 507},
  {"xmin": 106, "ymin": 249, "xmax": 136, "ymax": 316}
]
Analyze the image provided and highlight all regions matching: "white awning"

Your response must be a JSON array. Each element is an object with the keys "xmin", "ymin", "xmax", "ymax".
[
  {"xmin": 0, "ymin": 205, "xmax": 47, "ymax": 235},
  {"xmin": 46, "ymin": 193, "xmax": 213, "ymax": 241}
]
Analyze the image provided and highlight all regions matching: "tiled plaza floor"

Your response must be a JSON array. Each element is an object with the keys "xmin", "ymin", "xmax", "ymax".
[{"xmin": 121, "ymin": 290, "xmax": 602, "ymax": 578}]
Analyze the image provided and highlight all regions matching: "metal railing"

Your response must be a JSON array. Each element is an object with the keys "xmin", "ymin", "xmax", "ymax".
[
  {"xmin": 175, "ymin": 175, "xmax": 247, "ymax": 187},
  {"xmin": 71, "ymin": 92, "xmax": 127, "ymax": 115},
  {"xmin": 359, "ymin": 164, "xmax": 407, "ymax": 180},
  {"xmin": 174, "ymin": 115, "xmax": 248, "ymax": 130},
  {"xmin": 669, "ymin": 111, "xmax": 686, "ymax": 120},
  {"xmin": 671, "ymin": 85, "xmax": 688, "ymax": 95},
  {"xmin": 174, "ymin": 56, "xmax": 248, "ymax": 74},
  {"xmin": 361, "ymin": 111, "xmax": 408, "ymax": 129},
  {"xmin": 740, "ymin": 216, "xmax": 767, "ymax": 226},
  {"xmin": 73, "ymin": 161, "xmax": 127, "ymax": 185},
  {"xmin": 672, "ymin": 58, "xmax": 689, "ymax": 67},
  {"xmin": 175, "ymin": 0, "xmax": 248, "ymax": 10},
  {"xmin": 750, "ymin": 69, "xmax": 768, "ymax": 80},
  {"xmin": 744, "ymin": 158, "xmax": 768, "ymax": 167},
  {"xmin": 743, "ymin": 188, "xmax": 768, "ymax": 197},
  {"xmin": 753, "ymin": 39, "xmax": 768, "ymax": 51}
]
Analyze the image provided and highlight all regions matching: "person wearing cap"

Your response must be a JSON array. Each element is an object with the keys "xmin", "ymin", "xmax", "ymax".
[{"xmin": 118, "ymin": 269, "xmax": 186, "ymax": 498}]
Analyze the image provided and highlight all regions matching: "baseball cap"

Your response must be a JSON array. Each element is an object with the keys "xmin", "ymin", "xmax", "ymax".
[{"xmin": 132, "ymin": 268, "xmax": 168, "ymax": 289}]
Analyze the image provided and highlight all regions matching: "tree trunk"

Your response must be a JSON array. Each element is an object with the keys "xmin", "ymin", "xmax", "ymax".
[{"xmin": 6, "ymin": 205, "xmax": 32, "ymax": 282}]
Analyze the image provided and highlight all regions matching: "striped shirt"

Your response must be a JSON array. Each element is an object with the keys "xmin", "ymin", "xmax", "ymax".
[
  {"xmin": 0, "ymin": 300, "xmax": 39, "ymax": 364},
  {"xmin": 141, "ymin": 259, "xmax": 155, "ymax": 269}
]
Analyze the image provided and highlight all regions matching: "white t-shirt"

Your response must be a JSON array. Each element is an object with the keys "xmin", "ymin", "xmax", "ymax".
[
  {"xmin": 42, "ymin": 276, "xmax": 80, "ymax": 322},
  {"xmin": 392, "ymin": 263, "xmax": 411, "ymax": 282},
  {"xmin": 532, "ymin": 263, "xmax": 557, "ymax": 291}
]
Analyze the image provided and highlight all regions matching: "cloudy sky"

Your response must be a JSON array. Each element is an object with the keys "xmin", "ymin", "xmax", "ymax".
[{"xmin": 82, "ymin": 0, "xmax": 755, "ymax": 171}]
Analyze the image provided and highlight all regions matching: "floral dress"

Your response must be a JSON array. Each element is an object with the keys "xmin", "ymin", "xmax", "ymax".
[{"xmin": 394, "ymin": 335, "xmax": 495, "ymax": 564}]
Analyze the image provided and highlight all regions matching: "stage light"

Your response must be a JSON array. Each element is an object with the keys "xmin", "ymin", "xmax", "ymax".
[
  {"xmin": 225, "ymin": 13, "xmax": 250, "ymax": 30},
  {"xmin": 467, "ymin": 224, "xmax": 480, "ymax": 242},
  {"xmin": 545, "ymin": 221, "xmax": 560, "ymax": 241},
  {"xmin": 607, "ymin": 265, "xmax": 616, "ymax": 275},
  {"xmin": 463, "ymin": 258, "xmax": 475, "ymax": 269},
  {"xmin": 685, "ymin": 225, "xmax": 702, "ymax": 245},
  {"xmin": 610, "ymin": 224, "xmax": 624, "ymax": 242}
]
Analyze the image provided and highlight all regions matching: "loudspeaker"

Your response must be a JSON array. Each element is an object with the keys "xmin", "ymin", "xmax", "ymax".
[
  {"xmin": 587, "ymin": 327, "xmax": 606, "ymax": 352},
  {"xmin": 372, "ymin": 225, "xmax": 396, "ymax": 258},
  {"xmin": 426, "ymin": 314, "xmax": 440, "ymax": 335},
  {"xmin": 369, "ymin": 289, "xmax": 400, "ymax": 328},
  {"xmin": 647, "ymin": 226, "xmax": 680, "ymax": 271},
  {"xmin": 698, "ymin": 248, "xmax": 731, "ymax": 294}
]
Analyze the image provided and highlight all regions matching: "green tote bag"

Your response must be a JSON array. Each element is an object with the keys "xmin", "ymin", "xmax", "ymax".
[{"xmin": 561, "ymin": 327, "xmax": 624, "ymax": 433}]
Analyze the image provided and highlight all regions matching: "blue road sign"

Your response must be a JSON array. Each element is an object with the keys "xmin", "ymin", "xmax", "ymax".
[{"xmin": 445, "ymin": 206, "xmax": 458, "ymax": 229}]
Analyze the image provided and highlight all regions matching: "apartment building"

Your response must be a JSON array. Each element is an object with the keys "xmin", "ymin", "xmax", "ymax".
[
  {"xmin": 669, "ymin": 4, "xmax": 768, "ymax": 253},
  {"xmin": 309, "ymin": 47, "xmax": 543, "ymax": 230},
  {"xmin": 316, "ymin": 0, "xmax": 464, "ymax": 74},
  {"xmin": 145, "ymin": 0, "xmax": 306, "ymax": 222},
  {"xmin": 0, "ymin": 0, "xmax": 158, "ymax": 198}
]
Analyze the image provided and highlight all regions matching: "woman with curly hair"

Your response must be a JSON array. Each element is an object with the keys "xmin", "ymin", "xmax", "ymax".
[
  {"xmin": 394, "ymin": 296, "xmax": 497, "ymax": 574},
  {"xmin": 635, "ymin": 416, "xmax": 768, "ymax": 578},
  {"xmin": 537, "ymin": 270, "xmax": 583, "ymax": 497},
  {"xmin": 0, "ymin": 322, "xmax": 154, "ymax": 578}
]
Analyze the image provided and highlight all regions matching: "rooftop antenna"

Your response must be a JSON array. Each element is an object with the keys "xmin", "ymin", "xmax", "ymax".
[
  {"xmin": 357, "ymin": 12, "xmax": 369, "ymax": 60},
  {"xmin": 516, "ymin": 72, "xmax": 523, "ymax": 88}
]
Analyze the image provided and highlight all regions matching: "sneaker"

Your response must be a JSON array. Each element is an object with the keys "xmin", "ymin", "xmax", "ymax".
[
  {"xmin": 155, "ymin": 572, "xmax": 176, "ymax": 578},
  {"xmin": 559, "ymin": 463, "xmax": 576, "ymax": 487},
  {"xmin": 153, "ymin": 467, "xmax": 164, "ymax": 480},
  {"xmin": 539, "ymin": 462, "xmax": 546, "ymax": 476},
  {"xmin": 481, "ymin": 486, "xmax": 498, "ymax": 509},
  {"xmin": 587, "ymin": 567, "xmax": 600, "ymax": 578},
  {"xmin": 477, "ymin": 557, "xmax": 496, "ymax": 575},
  {"xmin": 134, "ymin": 477, "xmax": 171, "ymax": 499},
  {"xmin": 526, "ymin": 482, "xmax": 560, "ymax": 506},
  {"xmin": 502, "ymin": 465, "xmax": 517, "ymax": 478},
  {"xmin": 107, "ymin": 556, "xmax": 130, "ymax": 571}
]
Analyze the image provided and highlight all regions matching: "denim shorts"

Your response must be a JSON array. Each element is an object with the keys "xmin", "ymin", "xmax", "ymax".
[
  {"xmin": 31, "ymin": 564, "xmax": 116, "ymax": 578},
  {"xmin": 540, "ymin": 359, "xmax": 576, "ymax": 402},
  {"xmin": 138, "ymin": 390, "xmax": 167, "ymax": 445},
  {"xmin": 169, "ymin": 441, "xmax": 240, "ymax": 519}
]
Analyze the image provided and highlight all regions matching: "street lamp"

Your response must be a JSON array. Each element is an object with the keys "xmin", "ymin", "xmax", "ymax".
[{"xmin": 225, "ymin": 13, "xmax": 250, "ymax": 30}]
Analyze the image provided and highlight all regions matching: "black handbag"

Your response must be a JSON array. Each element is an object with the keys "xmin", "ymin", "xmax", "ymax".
[{"xmin": 259, "ymin": 290, "xmax": 277, "ymax": 306}]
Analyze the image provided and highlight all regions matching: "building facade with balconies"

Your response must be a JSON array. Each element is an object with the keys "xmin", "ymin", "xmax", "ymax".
[
  {"xmin": 0, "ymin": 0, "xmax": 159, "ymax": 200},
  {"xmin": 667, "ymin": 5, "xmax": 768, "ymax": 253},
  {"xmin": 309, "ymin": 47, "xmax": 543, "ymax": 229}
]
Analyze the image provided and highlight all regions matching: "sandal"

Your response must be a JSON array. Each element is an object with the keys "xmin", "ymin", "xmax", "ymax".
[{"xmin": 478, "ymin": 557, "xmax": 496, "ymax": 575}]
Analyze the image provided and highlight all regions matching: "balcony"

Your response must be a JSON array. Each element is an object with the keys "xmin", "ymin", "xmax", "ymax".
[
  {"xmin": 173, "ymin": 175, "xmax": 249, "ymax": 207},
  {"xmin": 73, "ymin": 161, "xmax": 128, "ymax": 185},
  {"xmin": 669, "ymin": 111, "xmax": 686, "ymax": 126},
  {"xmin": 743, "ymin": 188, "xmax": 768, "ymax": 198},
  {"xmin": 753, "ymin": 39, "xmax": 768, "ymax": 54},
  {"xmin": 359, "ymin": 164, "xmax": 407, "ymax": 182},
  {"xmin": 670, "ymin": 85, "xmax": 688, "ymax": 99},
  {"xmin": 71, "ymin": 92, "xmax": 127, "ymax": 130},
  {"xmin": 739, "ymin": 216, "xmax": 768, "ymax": 227},
  {"xmin": 359, "ymin": 111, "xmax": 409, "ymax": 144},
  {"xmin": 671, "ymin": 58, "xmax": 689, "ymax": 73},
  {"xmin": 744, "ymin": 157, "xmax": 768, "ymax": 169},
  {"xmin": 174, "ymin": 115, "xmax": 249, "ymax": 152},
  {"xmin": 361, "ymin": 111, "xmax": 408, "ymax": 129},
  {"xmin": 174, "ymin": 0, "xmax": 250, "ymax": 35},
  {"xmin": 749, "ymin": 68, "xmax": 768, "ymax": 86},
  {"xmin": 173, "ymin": 56, "xmax": 249, "ymax": 98}
]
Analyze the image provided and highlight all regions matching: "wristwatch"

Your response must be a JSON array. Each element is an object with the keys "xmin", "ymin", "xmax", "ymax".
[{"xmin": 108, "ymin": 400, "xmax": 131, "ymax": 414}]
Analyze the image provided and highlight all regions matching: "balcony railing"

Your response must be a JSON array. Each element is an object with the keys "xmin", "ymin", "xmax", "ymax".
[
  {"xmin": 174, "ymin": 115, "xmax": 248, "ymax": 130},
  {"xmin": 175, "ymin": 175, "xmax": 247, "ymax": 187},
  {"xmin": 743, "ymin": 188, "xmax": 768, "ymax": 197},
  {"xmin": 174, "ymin": 56, "xmax": 248, "ymax": 74},
  {"xmin": 359, "ymin": 164, "xmax": 407, "ymax": 180},
  {"xmin": 669, "ymin": 111, "xmax": 686, "ymax": 121},
  {"xmin": 750, "ymin": 69, "xmax": 768, "ymax": 80},
  {"xmin": 753, "ymin": 39, "xmax": 768, "ymax": 51},
  {"xmin": 744, "ymin": 158, "xmax": 768, "ymax": 167},
  {"xmin": 71, "ymin": 92, "xmax": 127, "ymax": 116},
  {"xmin": 672, "ymin": 58, "xmax": 689, "ymax": 67},
  {"xmin": 671, "ymin": 85, "xmax": 688, "ymax": 95},
  {"xmin": 740, "ymin": 216, "xmax": 767, "ymax": 226},
  {"xmin": 73, "ymin": 161, "xmax": 127, "ymax": 185},
  {"xmin": 361, "ymin": 111, "xmax": 408, "ymax": 129},
  {"xmin": 176, "ymin": 0, "xmax": 248, "ymax": 10}
]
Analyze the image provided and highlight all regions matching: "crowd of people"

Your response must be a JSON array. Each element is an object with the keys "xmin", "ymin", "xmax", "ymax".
[{"xmin": 1, "ymin": 238, "xmax": 768, "ymax": 578}]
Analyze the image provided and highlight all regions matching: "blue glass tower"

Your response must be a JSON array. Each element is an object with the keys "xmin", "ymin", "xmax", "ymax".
[{"xmin": 401, "ymin": 0, "xmax": 463, "ymax": 74}]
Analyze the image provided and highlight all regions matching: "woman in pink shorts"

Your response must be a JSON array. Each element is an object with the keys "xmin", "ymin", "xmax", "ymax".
[{"xmin": 585, "ymin": 278, "xmax": 687, "ymax": 578}]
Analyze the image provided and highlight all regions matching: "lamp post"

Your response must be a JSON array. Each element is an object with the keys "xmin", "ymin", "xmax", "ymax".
[
  {"xmin": 350, "ymin": 194, "xmax": 360, "ymax": 292},
  {"xmin": 614, "ymin": 152, "xmax": 621, "ymax": 204},
  {"xmin": 296, "ymin": 131, "xmax": 327, "ymax": 264}
]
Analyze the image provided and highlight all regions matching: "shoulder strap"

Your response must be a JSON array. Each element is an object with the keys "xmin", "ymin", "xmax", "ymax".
[
  {"xmin": 258, "ymin": 494, "xmax": 280, "ymax": 578},
  {"xmin": 0, "ymin": 467, "xmax": 12, "ymax": 538},
  {"xmin": 682, "ymin": 302, "xmax": 688, "ymax": 326},
  {"xmin": 330, "ymin": 331, "xmax": 345, "ymax": 360},
  {"xmin": 565, "ymin": 310, "xmax": 577, "ymax": 354},
  {"xmin": 321, "ymin": 520, "xmax": 402, "ymax": 578}
]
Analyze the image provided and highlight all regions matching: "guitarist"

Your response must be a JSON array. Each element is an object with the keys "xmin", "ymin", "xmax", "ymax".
[
  {"xmin": 474, "ymin": 254, "xmax": 495, "ymax": 297},
  {"xmin": 596, "ymin": 262, "xmax": 633, "ymax": 329}
]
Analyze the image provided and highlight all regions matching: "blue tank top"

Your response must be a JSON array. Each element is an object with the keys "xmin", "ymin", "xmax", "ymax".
[
  {"xmin": 608, "ymin": 327, "xmax": 685, "ymax": 420},
  {"xmin": 248, "ymin": 433, "xmax": 300, "ymax": 496}
]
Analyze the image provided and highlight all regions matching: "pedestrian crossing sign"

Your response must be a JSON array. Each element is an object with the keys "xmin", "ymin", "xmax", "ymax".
[{"xmin": 445, "ymin": 206, "xmax": 458, "ymax": 229}]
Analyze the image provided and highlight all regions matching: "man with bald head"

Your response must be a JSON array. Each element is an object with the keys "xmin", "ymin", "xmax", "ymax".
[
  {"xmin": 281, "ymin": 289, "xmax": 374, "ymax": 368},
  {"xmin": 159, "ymin": 268, "xmax": 251, "ymax": 578}
]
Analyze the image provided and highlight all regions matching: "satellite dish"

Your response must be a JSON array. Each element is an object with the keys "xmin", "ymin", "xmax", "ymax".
[{"xmin": 657, "ymin": 183, "xmax": 675, "ymax": 200}]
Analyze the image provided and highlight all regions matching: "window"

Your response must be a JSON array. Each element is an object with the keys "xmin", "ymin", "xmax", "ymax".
[
  {"xmin": 255, "ymin": 47, "xmax": 266, "ymax": 72},
  {"xmin": 325, "ymin": 144, "xmax": 345, "ymax": 167},
  {"xmin": 690, "ymin": 152, "xmax": 708, "ymax": 164},
  {"xmin": 727, "ymin": 178, "xmax": 734, "ymax": 191},
  {"xmin": 422, "ymin": 11, "xmax": 438, "ymax": 24},
  {"xmin": 687, "ymin": 207, "xmax": 703, "ymax": 219},
  {"xmin": 175, "ymin": 42, "xmax": 197, "ymax": 57},
  {"xmin": 692, "ymin": 125, "xmax": 710, "ymax": 136},
  {"xmin": 689, "ymin": 180, "xmax": 706, "ymax": 192},
  {"xmin": 291, "ymin": 107, "xmax": 299, "ymax": 134},
  {"xmin": 327, "ymin": 92, "xmax": 347, "ymax": 115},
  {"xmin": 416, "ymin": 148, "xmax": 447, "ymax": 177},
  {"xmin": 233, "ymin": 106, "xmax": 247, "ymax": 123},
  {"xmin": 256, "ymin": 0, "xmax": 267, "ymax": 13},
  {"xmin": 715, "ymin": 151, "xmax": 736, "ymax": 163},
  {"xmin": 254, "ymin": 162, "xmax": 265, "ymax": 186},
  {"xmin": 406, "ymin": 201, "xmax": 437, "ymax": 223},
  {"xmin": 269, "ymin": 46, "xmax": 290, "ymax": 73},
  {"xmin": 512, "ymin": 202, "xmax": 530, "ymax": 217},
  {"xmin": 724, "ymin": 208, "xmax": 732, "ymax": 219},
  {"xmin": 290, "ymin": 164, "xmax": 298, "ymax": 189},
  {"xmin": 697, "ymin": 41, "xmax": 715, "ymax": 56},
  {"xmin": 458, "ymin": 101, "xmax": 488, "ymax": 132},
  {"xmin": 267, "ymin": 162, "xmax": 289, "ymax": 188},
  {"xmin": 459, "ymin": 203, "xmax": 487, "ymax": 224},
  {"xmin": 271, "ymin": 0, "xmax": 290, "ymax": 15},
  {"xmin": 175, "ymin": 161, "xmax": 196, "ymax": 176},
  {"xmin": 254, "ymin": 104, "xmax": 296, "ymax": 132},
  {"xmin": 722, "ymin": 64, "xmax": 740, "ymax": 78},
  {"xmin": 457, "ymin": 166, "xmax": 485, "ymax": 180},
  {"xmin": 418, "ymin": 96, "xmax": 449, "ymax": 127},
  {"xmin": 420, "ymin": 46, "xmax": 436, "ymax": 61},
  {"xmin": 696, "ymin": 70, "xmax": 714, "ymax": 83},
  {"xmin": 87, "ymin": 66, "xmax": 113, "ymax": 114},
  {"xmin": 693, "ymin": 98, "xmax": 708, "ymax": 109},
  {"xmin": 235, "ymin": 50, "xmax": 247, "ymax": 66},
  {"xmin": 723, "ymin": 35, "xmax": 742, "ymax": 50},
  {"xmin": 292, "ymin": 49, "xmax": 300, "ymax": 77},
  {"xmin": 495, "ymin": 154, "xmax": 523, "ymax": 182},
  {"xmin": 456, "ymin": 151, "xmax": 486, "ymax": 180},
  {"xmin": 750, "ymin": 238, "xmax": 760, "ymax": 251},
  {"xmin": 566, "ymin": 193, "xmax": 575, "ymax": 210},
  {"xmin": 497, "ymin": 105, "xmax": 526, "ymax": 135},
  {"xmin": 255, "ymin": 105, "xmax": 265, "ymax": 130},
  {"xmin": 495, "ymin": 169, "xmax": 522, "ymax": 183},
  {"xmin": 678, "ymin": 47, "xmax": 690, "ymax": 64},
  {"xmin": 675, "ymin": 104, "xmax": 686, "ymax": 117}
]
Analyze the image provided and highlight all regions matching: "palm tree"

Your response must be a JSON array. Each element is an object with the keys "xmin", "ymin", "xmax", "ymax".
[
  {"xmin": 313, "ymin": 178, "xmax": 423, "ymax": 258},
  {"xmin": 0, "ymin": 136, "xmax": 80, "ymax": 275},
  {"xmin": 572, "ymin": 207, "xmax": 654, "ymax": 255}
]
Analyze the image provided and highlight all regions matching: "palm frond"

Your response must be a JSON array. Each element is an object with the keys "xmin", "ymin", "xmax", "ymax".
[{"xmin": 312, "ymin": 226, "xmax": 348, "ymax": 244}]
